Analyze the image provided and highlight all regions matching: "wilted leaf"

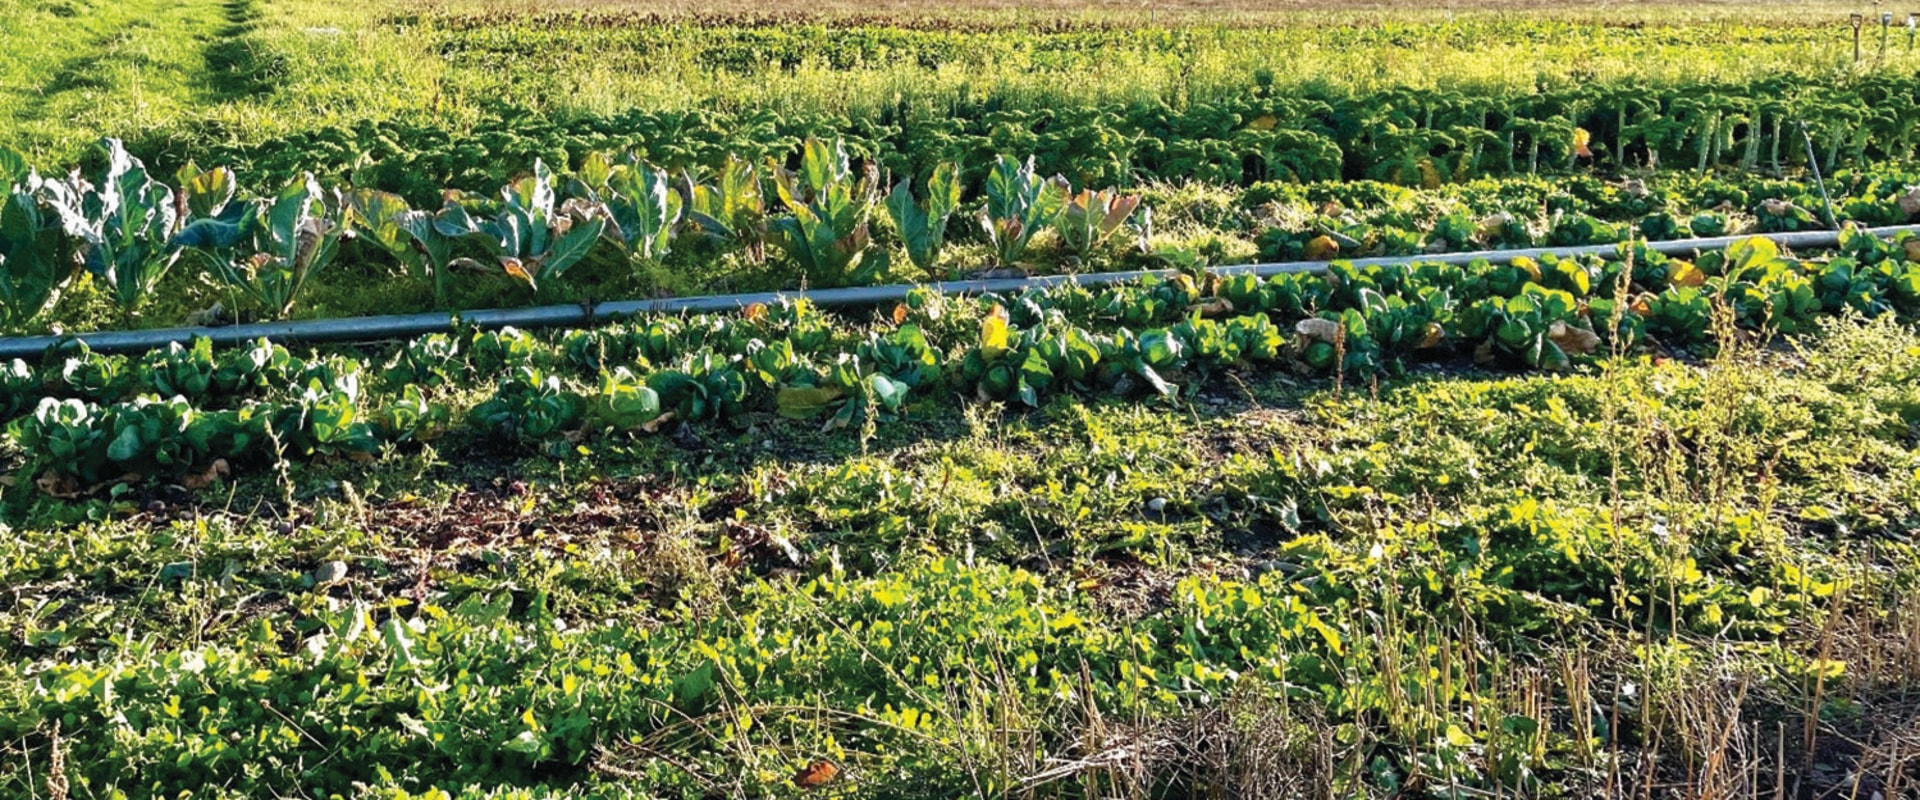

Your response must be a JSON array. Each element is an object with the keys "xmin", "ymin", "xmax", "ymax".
[
  {"xmin": 776, "ymin": 386, "xmax": 844, "ymax": 419},
  {"xmin": 499, "ymin": 257, "xmax": 535, "ymax": 288},
  {"xmin": 1548, "ymin": 321, "xmax": 1601, "ymax": 356},
  {"xmin": 1303, "ymin": 235, "xmax": 1339, "ymax": 260},
  {"xmin": 1190, "ymin": 298, "xmax": 1234, "ymax": 318},
  {"xmin": 1294, "ymin": 317, "xmax": 1342, "ymax": 343},
  {"xmin": 1510, "ymin": 256, "xmax": 1542, "ymax": 282},
  {"xmin": 1472, "ymin": 338, "xmax": 1501, "ymax": 365},
  {"xmin": 1669, "ymin": 260, "xmax": 1705, "ymax": 287},
  {"xmin": 793, "ymin": 760, "xmax": 841, "ymax": 789},
  {"xmin": 182, "ymin": 459, "xmax": 231, "ymax": 490},
  {"xmin": 1416, "ymin": 322, "xmax": 1445, "ymax": 349},
  {"xmin": 981, "ymin": 306, "xmax": 1011, "ymax": 359}
]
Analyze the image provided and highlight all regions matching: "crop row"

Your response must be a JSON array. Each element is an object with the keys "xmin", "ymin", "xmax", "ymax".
[
  {"xmin": 136, "ymin": 74, "xmax": 1920, "ymax": 206},
  {"xmin": 6, "ymin": 229, "xmax": 1918, "ymax": 491},
  {"xmin": 8, "ymin": 138, "xmax": 1920, "ymax": 335}
]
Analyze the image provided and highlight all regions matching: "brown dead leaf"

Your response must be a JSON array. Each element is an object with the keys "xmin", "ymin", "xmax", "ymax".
[
  {"xmin": 1416, "ymin": 322, "xmax": 1445, "ymax": 349},
  {"xmin": 743, "ymin": 303, "xmax": 768, "ymax": 322},
  {"xmin": 1548, "ymin": 321, "xmax": 1602, "ymax": 356},
  {"xmin": 36, "ymin": 472, "xmax": 81, "ymax": 499},
  {"xmin": 182, "ymin": 459, "xmax": 231, "ymax": 490},
  {"xmin": 1294, "ymin": 317, "xmax": 1342, "ymax": 343},
  {"xmin": 499, "ymin": 257, "xmax": 534, "ymax": 288},
  {"xmin": 1303, "ymin": 234, "xmax": 1339, "ymax": 260},
  {"xmin": 1669, "ymin": 260, "xmax": 1706, "ymax": 287},
  {"xmin": 639, "ymin": 411, "xmax": 679, "ymax": 435},
  {"xmin": 1901, "ymin": 186, "xmax": 1920, "ymax": 218},
  {"xmin": 1473, "ymin": 338, "xmax": 1498, "ymax": 365},
  {"xmin": 890, "ymin": 303, "xmax": 909, "ymax": 325},
  {"xmin": 1191, "ymin": 298, "xmax": 1235, "ymax": 318},
  {"xmin": 1904, "ymin": 239, "xmax": 1920, "ymax": 262}
]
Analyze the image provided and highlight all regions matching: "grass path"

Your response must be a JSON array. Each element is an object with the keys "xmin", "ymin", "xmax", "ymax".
[{"xmin": 0, "ymin": 0, "xmax": 235, "ymax": 162}]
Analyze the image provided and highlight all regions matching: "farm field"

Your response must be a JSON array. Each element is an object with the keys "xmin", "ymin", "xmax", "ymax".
[{"xmin": 3, "ymin": 0, "xmax": 1920, "ymax": 798}]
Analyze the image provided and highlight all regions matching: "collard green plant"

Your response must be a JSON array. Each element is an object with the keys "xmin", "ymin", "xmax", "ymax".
[
  {"xmin": 175, "ymin": 161, "xmax": 240, "ymax": 221},
  {"xmin": 0, "ymin": 146, "xmax": 74, "ymax": 330},
  {"xmin": 1055, "ymin": 188, "xmax": 1142, "ymax": 260},
  {"xmin": 884, "ymin": 163, "xmax": 961, "ymax": 272},
  {"xmin": 446, "ymin": 160, "xmax": 608, "ymax": 293},
  {"xmin": 346, "ymin": 189, "xmax": 462, "ymax": 306},
  {"xmin": 44, "ymin": 139, "xmax": 182, "ymax": 311},
  {"xmin": 980, "ymin": 155, "xmax": 1069, "ymax": 267},
  {"xmin": 174, "ymin": 174, "xmax": 342, "ymax": 318},
  {"xmin": 684, "ymin": 156, "xmax": 768, "ymax": 263},
  {"xmin": 569, "ymin": 152, "xmax": 682, "ymax": 266},
  {"xmin": 768, "ymin": 139, "xmax": 879, "ymax": 288}
]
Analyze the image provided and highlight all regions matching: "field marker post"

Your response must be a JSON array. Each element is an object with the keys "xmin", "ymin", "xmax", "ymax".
[
  {"xmin": 1851, "ymin": 13, "xmax": 1866, "ymax": 63},
  {"xmin": 1797, "ymin": 120, "xmax": 1839, "ymax": 229},
  {"xmin": 1881, "ymin": 12, "xmax": 1894, "ymax": 63}
]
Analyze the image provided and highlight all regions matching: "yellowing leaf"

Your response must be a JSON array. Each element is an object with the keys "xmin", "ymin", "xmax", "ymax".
[
  {"xmin": 1669, "ymin": 260, "xmax": 1705, "ymax": 287},
  {"xmin": 981, "ymin": 305, "xmax": 1011, "ymax": 359},
  {"xmin": 1304, "ymin": 235, "xmax": 1340, "ymax": 260},
  {"xmin": 1511, "ymin": 256, "xmax": 1542, "ymax": 282},
  {"xmin": 499, "ymin": 257, "xmax": 535, "ymax": 289},
  {"xmin": 1573, "ymin": 127, "xmax": 1594, "ymax": 158},
  {"xmin": 1248, "ymin": 114, "xmax": 1278, "ymax": 131}
]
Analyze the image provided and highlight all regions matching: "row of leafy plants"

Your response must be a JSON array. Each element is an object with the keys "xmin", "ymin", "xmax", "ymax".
[
  {"xmin": 134, "ymin": 73, "xmax": 1920, "ymax": 205},
  {"xmin": 9, "ymin": 137, "xmax": 1920, "ymax": 336},
  {"xmin": 0, "ymin": 137, "xmax": 1149, "ymax": 330},
  {"xmin": 1241, "ymin": 168, "xmax": 1920, "ymax": 261},
  {"xmin": 7, "ymin": 229, "xmax": 1918, "ymax": 491}
]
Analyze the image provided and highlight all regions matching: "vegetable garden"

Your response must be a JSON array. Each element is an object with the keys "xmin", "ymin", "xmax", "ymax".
[{"xmin": 4, "ymin": 2, "xmax": 1920, "ymax": 798}]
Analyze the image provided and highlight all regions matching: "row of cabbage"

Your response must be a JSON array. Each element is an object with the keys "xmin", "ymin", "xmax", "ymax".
[{"xmin": 5, "ymin": 229, "xmax": 1918, "ymax": 491}]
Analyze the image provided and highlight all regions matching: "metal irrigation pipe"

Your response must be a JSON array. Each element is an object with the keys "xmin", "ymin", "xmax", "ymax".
[{"xmin": 4, "ymin": 223, "xmax": 1919, "ymax": 360}]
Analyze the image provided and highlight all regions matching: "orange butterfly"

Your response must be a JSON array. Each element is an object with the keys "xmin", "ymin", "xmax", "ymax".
[{"xmin": 792, "ymin": 759, "xmax": 840, "ymax": 789}]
